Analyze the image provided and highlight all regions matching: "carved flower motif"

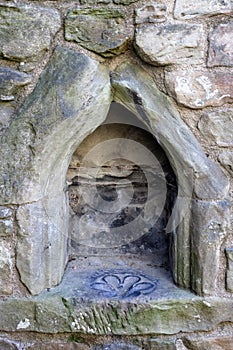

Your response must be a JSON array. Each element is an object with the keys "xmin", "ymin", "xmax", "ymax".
[{"xmin": 91, "ymin": 272, "xmax": 157, "ymax": 298}]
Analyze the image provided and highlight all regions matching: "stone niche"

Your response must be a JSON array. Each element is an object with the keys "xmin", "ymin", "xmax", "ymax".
[
  {"xmin": 1, "ymin": 47, "xmax": 230, "ymax": 303},
  {"xmin": 65, "ymin": 103, "xmax": 178, "ymax": 298}
]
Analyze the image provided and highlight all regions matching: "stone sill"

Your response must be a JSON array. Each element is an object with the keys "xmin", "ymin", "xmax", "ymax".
[
  {"xmin": 0, "ymin": 256, "xmax": 233, "ymax": 336},
  {"xmin": 0, "ymin": 292, "xmax": 233, "ymax": 336}
]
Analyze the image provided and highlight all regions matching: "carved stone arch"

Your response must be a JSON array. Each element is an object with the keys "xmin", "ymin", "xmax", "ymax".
[{"xmin": 1, "ymin": 46, "xmax": 228, "ymax": 295}]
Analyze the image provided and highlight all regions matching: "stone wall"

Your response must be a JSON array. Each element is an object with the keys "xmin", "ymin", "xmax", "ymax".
[{"xmin": 0, "ymin": 0, "xmax": 232, "ymax": 348}]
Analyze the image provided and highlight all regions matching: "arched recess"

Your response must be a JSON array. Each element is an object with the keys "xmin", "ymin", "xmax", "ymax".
[{"xmin": 3, "ymin": 46, "xmax": 228, "ymax": 296}]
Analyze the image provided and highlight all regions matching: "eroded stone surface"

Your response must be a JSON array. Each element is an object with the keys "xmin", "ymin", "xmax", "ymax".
[
  {"xmin": 165, "ymin": 69, "xmax": 233, "ymax": 108},
  {"xmin": 65, "ymin": 9, "xmax": 130, "ymax": 57},
  {"xmin": 0, "ymin": 240, "xmax": 13, "ymax": 295},
  {"xmin": 135, "ymin": 22, "xmax": 205, "ymax": 65},
  {"xmin": 149, "ymin": 339, "xmax": 177, "ymax": 349},
  {"xmin": 225, "ymin": 248, "xmax": 233, "ymax": 292},
  {"xmin": 95, "ymin": 344, "xmax": 141, "ymax": 349},
  {"xmin": 198, "ymin": 109, "xmax": 233, "ymax": 146},
  {"xmin": 174, "ymin": 0, "xmax": 232, "ymax": 19},
  {"xmin": 0, "ymin": 339, "xmax": 17, "ymax": 350},
  {"xmin": 0, "ymin": 68, "xmax": 31, "ymax": 101},
  {"xmin": 0, "ymin": 219, "xmax": 13, "ymax": 237},
  {"xmin": 113, "ymin": 0, "xmax": 139, "ymax": 4},
  {"xmin": 135, "ymin": 2, "xmax": 167, "ymax": 24},
  {"xmin": 190, "ymin": 199, "xmax": 230, "ymax": 295},
  {"xmin": 0, "ymin": 4, "xmax": 61, "ymax": 62},
  {"xmin": 2, "ymin": 46, "xmax": 111, "ymax": 295},
  {"xmin": 27, "ymin": 344, "xmax": 90, "ymax": 350},
  {"xmin": 183, "ymin": 335, "xmax": 233, "ymax": 350},
  {"xmin": 208, "ymin": 22, "xmax": 233, "ymax": 67},
  {"xmin": 0, "ymin": 103, "xmax": 15, "ymax": 131},
  {"xmin": 218, "ymin": 151, "xmax": 233, "ymax": 176},
  {"xmin": 80, "ymin": 0, "xmax": 111, "ymax": 3}
]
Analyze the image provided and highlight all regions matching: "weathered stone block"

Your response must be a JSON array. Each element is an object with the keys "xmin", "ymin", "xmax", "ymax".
[
  {"xmin": 113, "ymin": 0, "xmax": 139, "ymax": 4},
  {"xmin": 165, "ymin": 69, "xmax": 233, "ymax": 108},
  {"xmin": 149, "ymin": 339, "xmax": 177, "ymax": 349},
  {"xmin": 0, "ymin": 206, "xmax": 13, "ymax": 218},
  {"xmin": 95, "ymin": 343, "xmax": 141, "ymax": 349},
  {"xmin": 135, "ymin": 2, "xmax": 167, "ymax": 24},
  {"xmin": 0, "ymin": 240, "xmax": 13, "ymax": 295},
  {"xmin": 225, "ymin": 248, "xmax": 233, "ymax": 292},
  {"xmin": 208, "ymin": 22, "xmax": 233, "ymax": 67},
  {"xmin": 174, "ymin": 0, "xmax": 232, "ymax": 19},
  {"xmin": 65, "ymin": 9, "xmax": 130, "ymax": 57},
  {"xmin": 183, "ymin": 335, "xmax": 233, "ymax": 350},
  {"xmin": 135, "ymin": 22, "xmax": 205, "ymax": 66},
  {"xmin": 0, "ymin": 219, "xmax": 13, "ymax": 236},
  {"xmin": 190, "ymin": 199, "xmax": 230, "ymax": 295},
  {"xmin": 26, "ymin": 344, "xmax": 89, "ymax": 350},
  {"xmin": 218, "ymin": 151, "xmax": 233, "ymax": 177},
  {"xmin": 80, "ymin": 0, "xmax": 111, "ymax": 3},
  {"xmin": 0, "ymin": 3, "xmax": 61, "ymax": 62},
  {"xmin": 198, "ymin": 109, "xmax": 233, "ymax": 147},
  {"xmin": 0, "ymin": 339, "xmax": 18, "ymax": 350},
  {"xmin": 0, "ymin": 68, "xmax": 31, "ymax": 101},
  {"xmin": 0, "ymin": 103, "xmax": 15, "ymax": 131}
]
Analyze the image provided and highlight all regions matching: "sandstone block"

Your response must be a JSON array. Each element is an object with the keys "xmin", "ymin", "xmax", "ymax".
[
  {"xmin": 208, "ymin": 22, "xmax": 233, "ymax": 67},
  {"xmin": 0, "ymin": 219, "xmax": 13, "ymax": 237},
  {"xmin": 183, "ymin": 334, "xmax": 233, "ymax": 350},
  {"xmin": 113, "ymin": 0, "xmax": 139, "ymax": 4},
  {"xmin": 0, "ymin": 103, "xmax": 15, "ymax": 131},
  {"xmin": 65, "ymin": 9, "xmax": 130, "ymax": 57},
  {"xmin": 135, "ymin": 2, "xmax": 167, "ymax": 24},
  {"xmin": 190, "ymin": 199, "xmax": 230, "ymax": 295},
  {"xmin": 218, "ymin": 151, "xmax": 233, "ymax": 177},
  {"xmin": 134, "ymin": 23, "xmax": 205, "ymax": 65},
  {"xmin": 0, "ymin": 240, "xmax": 13, "ymax": 295},
  {"xmin": 80, "ymin": 0, "xmax": 111, "ymax": 3},
  {"xmin": 26, "ymin": 344, "xmax": 89, "ymax": 350},
  {"xmin": 0, "ymin": 339, "xmax": 18, "ymax": 350},
  {"xmin": 165, "ymin": 69, "xmax": 233, "ymax": 108},
  {"xmin": 0, "ymin": 68, "xmax": 31, "ymax": 101},
  {"xmin": 0, "ymin": 4, "xmax": 61, "ymax": 62},
  {"xmin": 0, "ymin": 206, "xmax": 13, "ymax": 218},
  {"xmin": 174, "ymin": 0, "xmax": 232, "ymax": 19},
  {"xmin": 225, "ymin": 248, "xmax": 233, "ymax": 292},
  {"xmin": 198, "ymin": 109, "xmax": 233, "ymax": 146}
]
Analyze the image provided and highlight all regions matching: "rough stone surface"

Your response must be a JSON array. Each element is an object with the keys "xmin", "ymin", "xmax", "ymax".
[
  {"xmin": 0, "ymin": 240, "xmax": 12, "ymax": 295},
  {"xmin": 0, "ymin": 103, "xmax": 15, "ymax": 131},
  {"xmin": 27, "ymin": 344, "xmax": 89, "ymax": 350},
  {"xmin": 134, "ymin": 23, "xmax": 205, "ymax": 66},
  {"xmin": 225, "ymin": 248, "xmax": 233, "ymax": 292},
  {"xmin": 208, "ymin": 22, "xmax": 233, "ymax": 67},
  {"xmin": 190, "ymin": 199, "xmax": 230, "ymax": 295},
  {"xmin": 0, "ymin": 206, "xmax": 13, "ymax": 218},
  {"xmin": 149, "ymin": 339, "xmax": 177, "ymax": 349},
  {"xmin": 174, "ymin": 0, "xmax": 233, "ymax": 19},
  {"xmin": 198, "ymin": 109, "xmax": 233, "ymax": 147},
  {"xmin": 165, "ymin": 69, "xmax": 233, "ymax": 108},
  {"xmin": 218, "ymin": 151, "xmax": 233, "ymax": 176},
  {"xmin": 65, "ymin": 9, "xmax": 130, "ymax": 57},
  {"xmin": 135, "ymin": 2, "xmax": 167, "ymax": 24},
  {"xmin": 0, "ymin": 339, "xmax": 17, "ymax": 350},
  {"xmin": 183, "ymin": 335, "xmax": 233, "ymax": 350},
  {"xmin": 0, "ymin": 292, "xmax": 233, "ymax": 335},
  {"xmin": 80, "ymin": 0, "xmax": 111, "ymax": 3},
  {"xmin": 95, "ymin": 343, "xmax": 141, "ymax": 349},
  {"xmin": 0, "ymin": 68, "xmax": 31, "ymax": 101},
  {"xmin": 113, "ymin": 0, "xmax": 139, "ymax": 4},
  {"xmin": 2, "ymin": 46, "xmax": 111, "ymax": 295},
  {"xmin": 0, "ymin": 3, "xmax": 61, "ymax": 62},
  {"xmin": 0, "ymin": 219, "xmax": 13, "ymax": 237}
]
